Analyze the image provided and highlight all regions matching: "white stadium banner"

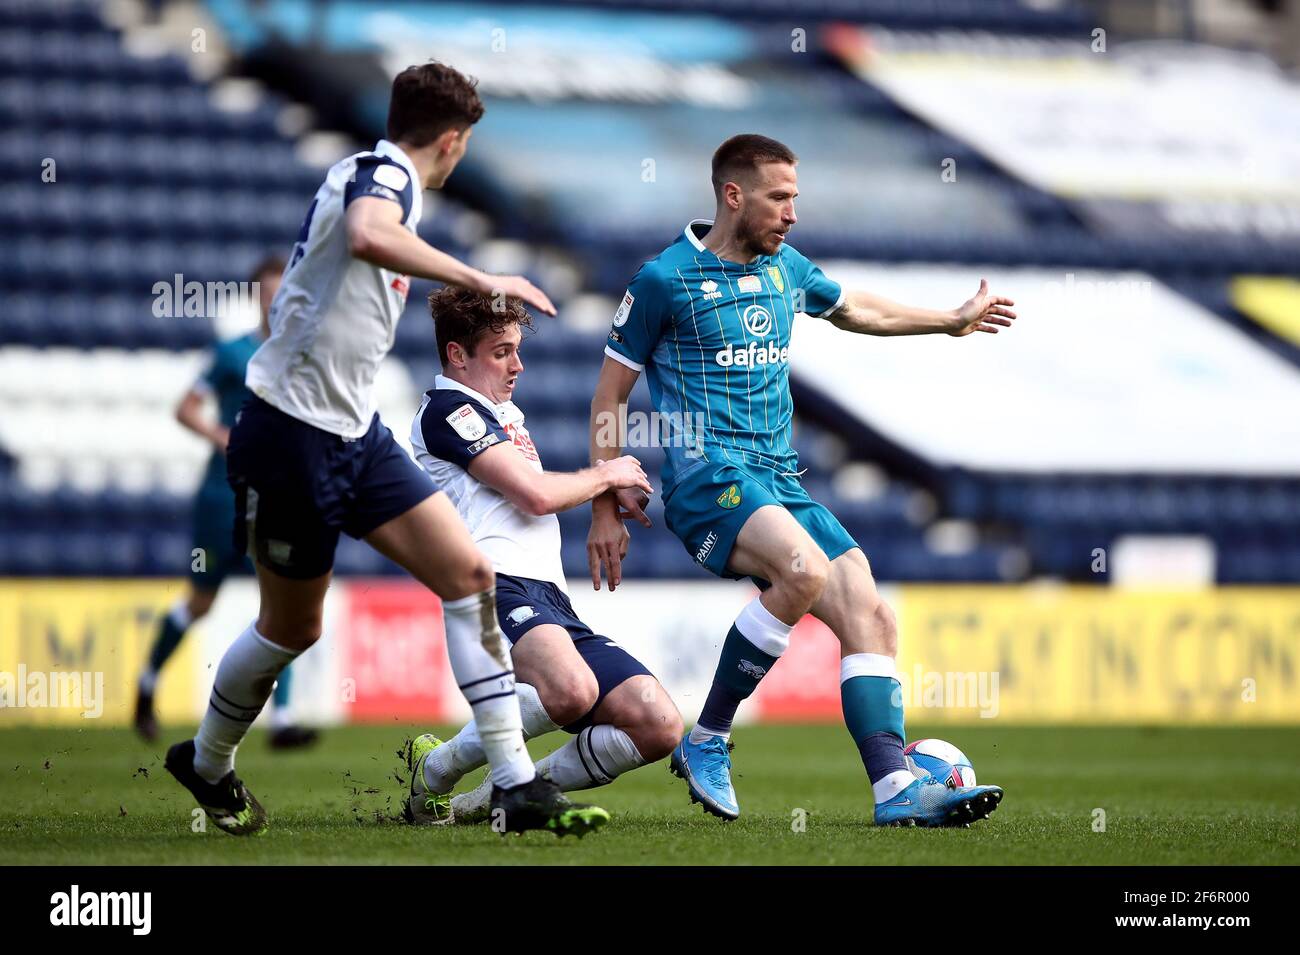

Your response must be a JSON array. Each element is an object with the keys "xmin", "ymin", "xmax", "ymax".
[
  {"xmin": 831, "ymin": 28, "xmax": 1300, "ymax": 201},
  {"xmin": 792, "ymin": 263, "xmax": 1300, "ymax": 473}
]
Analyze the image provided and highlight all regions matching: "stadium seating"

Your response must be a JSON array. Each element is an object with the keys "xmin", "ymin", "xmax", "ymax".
[{"xmin": 2, "ymin": 0, "xmax": 1297, "ymax": 584}]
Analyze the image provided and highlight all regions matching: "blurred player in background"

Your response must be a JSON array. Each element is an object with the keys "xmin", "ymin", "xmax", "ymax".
[
  {"xmin": 402, "ymin": 287, "xmax": 682, "ymax": 827},
  {"xmin": 164, "ymin": 62, "xmax": 603, "ymax": 838},
  {"xmin": 134, "ymin": 254, "xmax": 318, "ymax": 751},
  {"xmin": 588, "ymin": 134, "xmax": 1013, "ymax": 827}
]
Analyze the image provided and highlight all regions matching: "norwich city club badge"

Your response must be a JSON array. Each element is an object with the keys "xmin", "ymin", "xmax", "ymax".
[
  {"xmin": 716, "ymin": 484, "xmax": 742, "ymax": 509},
  {"xmin": 766, "ymin": 266, "xmax": 784, "ymax": 294}
]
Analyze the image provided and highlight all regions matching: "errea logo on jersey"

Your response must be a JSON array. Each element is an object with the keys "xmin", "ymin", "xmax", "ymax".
[{"xmin": 700, "ymin": 280, "xmax": 721, "ymax": 301}]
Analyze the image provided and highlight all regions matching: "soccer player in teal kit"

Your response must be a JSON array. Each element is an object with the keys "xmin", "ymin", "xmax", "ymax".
[{"xmin": 588, "ymin": 135, "xmax": 1016, "ymax": 826}]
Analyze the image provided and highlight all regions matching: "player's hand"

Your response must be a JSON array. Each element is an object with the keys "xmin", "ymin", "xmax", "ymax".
[
  {"xmin": 596, "ymin": 456, "xmax": 653, "ymax": 500},
  {"xmin": 486, "ymin": 274, "xmax": 557, "ymax": 317},
  {"xmin": 615, "ymin": 487, "xmax": 652, "ymax": 528},
  {"xmin": 949, "ymin": 278, "xmax": 1016, "ymax": 337},
  {"xmin": 212, "ymin": 426, "xmax": 231, "ymax": 455},
  {"xmin": 587, "ymin": 501, "xmax": 631, "ymax": 592}
]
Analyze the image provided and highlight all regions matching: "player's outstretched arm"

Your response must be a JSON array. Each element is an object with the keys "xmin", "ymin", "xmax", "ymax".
[
  {"xmin": 345, "ymin": 197, "xmax": 556, "ymax": 315},
  {"xmin": 828, "ymin": 278, "xmax": 1015, "ymax": 337},
  {"xmin": 588, "ymin": 355, "xmax": 649, "ymax": 591},
  {"xmin": 467, "ymin": 440, "xmax": 652, "ymax": 517}
]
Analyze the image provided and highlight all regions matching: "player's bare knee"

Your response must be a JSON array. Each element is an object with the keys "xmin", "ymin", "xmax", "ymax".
[
  {"xmin": 440, "ymin": 555, "xmax": 495, "ymax": 601},
  {"xmin": 778, "ymin": 551, "xmax": 830, "ymax": 611},
  {"xmin": 465, "ymin": 557, "xmax": 496, "ymax": 597},
  {"xmin": 542, "ymin": 671, "xmax": 599, "ymax": 726},
  {"xmin": 636, "ymin": 707, "xmax": 684, "ymax": 762},
  {"xmin": 868, "ymin": 599, "xmax": 899, "ymax": 655}
]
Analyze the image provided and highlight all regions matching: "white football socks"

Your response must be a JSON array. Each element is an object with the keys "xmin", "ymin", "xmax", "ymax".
[
  {"xmin": 423, "ymin": 682, "xmax": 559, "ymax": 794},
  {"xmin": 535, "ymin": 725, "xmax": 645, "ymax": 790},
  {"xmin": 450, "ymin": 725, "xmax": 646, "ymax": 821},
  {"xmin": 194, "ymin": 621, "xmax": 298, "ymax": 783},
  {"xmin": 441, "ymin": 590, "xmax": 535, "ymax": 790}
]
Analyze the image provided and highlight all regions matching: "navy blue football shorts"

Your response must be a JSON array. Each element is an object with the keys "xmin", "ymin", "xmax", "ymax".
[
  {"xmin": 494, "ymin": 572, "xmax": 654, "ymax": 732},
  {"xmin": 227, "ymin": 396, "xmax": 437, "ymax": 580}
]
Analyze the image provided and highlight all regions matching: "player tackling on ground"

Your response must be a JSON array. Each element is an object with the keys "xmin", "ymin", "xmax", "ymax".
[
  {"xmin": 588, "ymin": 134, "xmax": 1012, "ymax": 827},
  {"xmin": 165, "ymin": 62, "xmax": 606, "ymax": 837},
  {"xmin": 401, "ymin": 287, "xmax": 683, "ymax": 826}
]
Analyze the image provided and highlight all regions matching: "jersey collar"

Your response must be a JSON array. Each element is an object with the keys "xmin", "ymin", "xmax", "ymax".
[
  {"xmin": 434, "ymin": 374, "xmax": 523, "ymax": 425},
  {"xmin": 374, "ymin": 139, "xmax": 423, "ymax": 221},
  {"xmin": 375, "ymin": 139, "xmax": 420, "ymax": 185},
  {"xmin": 683, "ymin": 218, "xmax": 767, "ymax": 268}
]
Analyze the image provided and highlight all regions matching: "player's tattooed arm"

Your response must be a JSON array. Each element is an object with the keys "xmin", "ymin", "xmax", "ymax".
[
  {"xmin": 468, "ymin": 441, "xmax": 652, "ymax": 517},
  {"xmin": 345, "ymin": 197, "xmax": 556, "ymax": 315},
  {"xmin": 827, "ymin": 279, "xmax": 1015, "ymax": 337}
]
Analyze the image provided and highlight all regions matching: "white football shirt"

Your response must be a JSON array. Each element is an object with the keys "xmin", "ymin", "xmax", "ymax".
[
  {"xmin": 246, "ymin": 139, "xmax": 421, "ymax": 438},
  {"xmin": 410, "ymin": 374, "xmax": 567, "ymax": 591}
]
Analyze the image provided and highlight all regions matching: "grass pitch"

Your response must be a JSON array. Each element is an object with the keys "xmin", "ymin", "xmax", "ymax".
[{"xmin": 1, "ymin": 724, "xmax": 1296, "ymax": 865}]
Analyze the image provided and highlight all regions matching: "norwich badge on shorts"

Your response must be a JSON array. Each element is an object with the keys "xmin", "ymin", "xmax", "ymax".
[
  {"xmin": 716, "ymin": 484, "xmax": 742, "ymax": 509},
  {"xmin": 766, "ymin": 266, "xmax": 784, "ymax": 294}
]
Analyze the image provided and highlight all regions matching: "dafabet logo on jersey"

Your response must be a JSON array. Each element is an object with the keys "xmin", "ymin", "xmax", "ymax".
[{"xmin": 716, "ymin": 484, "xmax": 742, "ymax": 509}]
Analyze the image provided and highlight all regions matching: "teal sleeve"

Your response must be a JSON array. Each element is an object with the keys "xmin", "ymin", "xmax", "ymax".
[
  {"xmin": 784, "ymin": 245, "xmax": 844, "ymax": 318},
  {"xmin": 605, "ymin": 263, "xmax": 672, "ymax": 370}
]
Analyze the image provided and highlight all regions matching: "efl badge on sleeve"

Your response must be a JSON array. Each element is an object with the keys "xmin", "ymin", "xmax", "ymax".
[
  {"xmin": 447, "ymin": 404, "xmax": 488, "ymax": 441},
  {"xmin": 613, "ymin": 290, "xmax": 634, "ymax": 327}
]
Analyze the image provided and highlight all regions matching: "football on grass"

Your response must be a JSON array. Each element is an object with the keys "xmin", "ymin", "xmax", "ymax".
[{"xmin": 904, "ymin": 738, "xmax": 976, "ymax": 788}]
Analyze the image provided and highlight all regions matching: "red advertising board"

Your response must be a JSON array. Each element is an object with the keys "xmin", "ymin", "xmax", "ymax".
[
  {"xmin": 751, "ymin": 614, "xmax": 843, "ymax": 721},
  {"xmin": 339, "ymin": 580, "xmax": 455, "ymax": 722}
]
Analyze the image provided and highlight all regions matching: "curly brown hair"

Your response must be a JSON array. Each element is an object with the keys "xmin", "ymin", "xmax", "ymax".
[
  {"xmin": 387, "ymin": 62, "xmax": 485, "ymax": 148},
  {"xmin": 430, "ymin": 285, "xmax": 534, "ymax": 368}
]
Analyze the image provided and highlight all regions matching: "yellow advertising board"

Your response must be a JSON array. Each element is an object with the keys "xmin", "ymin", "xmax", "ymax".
[
  {"xmin": 0, "ymin": 580, "xmax": 195, "ymax": 726},
  {"xmin": 897, "ymin": 586, "xmax": 1300, "ymax": 724}
]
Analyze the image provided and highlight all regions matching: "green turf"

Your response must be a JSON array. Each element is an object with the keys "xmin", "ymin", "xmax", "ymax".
[{"xmin": 1, "ymin": 724, "xmax": 1296, "ymax": 865}]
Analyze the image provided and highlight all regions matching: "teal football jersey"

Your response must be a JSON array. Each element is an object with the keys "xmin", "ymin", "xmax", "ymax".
[
  {"xmin": 197, "ymin": 331, "xmax": 261, "ymax": 489},
  {"xmin": 604, "ymin": 219, "xmax": 844, "ymax": 491}
]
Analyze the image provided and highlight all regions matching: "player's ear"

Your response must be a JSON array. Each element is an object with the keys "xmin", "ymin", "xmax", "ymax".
[
  {"xmin": 723, "ymin": 180, "xmax": 744, "ymax": 211},
  {"xmin": 446, "ymin": 340, "xmax": 466, "ymax": 369},
  {"xmin": 438, "ymin": 126, "xmax": 469, "ymax": 156}
]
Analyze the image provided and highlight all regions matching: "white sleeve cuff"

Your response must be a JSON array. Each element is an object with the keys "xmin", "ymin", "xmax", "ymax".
[
  {"xmin": 604, "ymin": 345, "xmax": 644, "ymax": 372},
  {"xmin": 808, "ymin": 287, "xmax": 847, "ymax": 319}
]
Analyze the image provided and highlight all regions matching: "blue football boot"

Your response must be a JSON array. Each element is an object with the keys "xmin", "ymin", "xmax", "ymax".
[
  {"xmin": 669, "ymin": 733, "xmax": 739, "ymax": 821},
  {"xmin": 874, "ymin": 775, "xmax": 1003, "ymax": 828}
]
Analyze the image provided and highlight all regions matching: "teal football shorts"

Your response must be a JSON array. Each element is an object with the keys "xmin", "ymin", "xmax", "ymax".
[{"xmin": 662, "ymin": 461, "xmax": 859, "ymax": 584}]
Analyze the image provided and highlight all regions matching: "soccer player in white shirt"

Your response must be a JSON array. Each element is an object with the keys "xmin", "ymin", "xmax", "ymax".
[
  {"xmin": 402, "ymin": 287, "xmax": 683, "ymax": 825},
  {"xmin": 165, "ymin": 63, "xmax": 601, "ymax": 837}
]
